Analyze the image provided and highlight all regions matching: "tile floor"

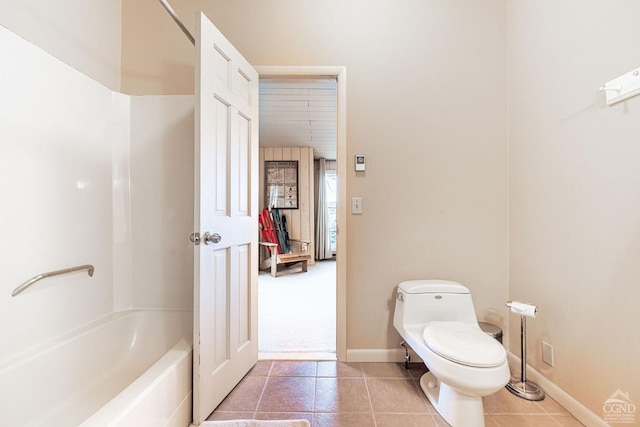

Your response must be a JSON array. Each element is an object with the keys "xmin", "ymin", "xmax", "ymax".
[{"xmin": 208, "ymin": 361, "xmax": 585, "ymax": 427}]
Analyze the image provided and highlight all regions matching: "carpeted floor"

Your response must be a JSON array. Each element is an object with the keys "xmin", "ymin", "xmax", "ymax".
[{"xmin": 258, "ymin": 259, "xmax": 336, "ymax": 359}]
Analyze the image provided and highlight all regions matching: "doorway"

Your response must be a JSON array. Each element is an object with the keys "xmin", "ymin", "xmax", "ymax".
[{"xmin": 255, "ymin": 67, "xmax": 347, "ymax": 361}]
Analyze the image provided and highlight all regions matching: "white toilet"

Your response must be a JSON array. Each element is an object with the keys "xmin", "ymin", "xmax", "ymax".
[{"xmin": 393, "ymin": 280, "xmax": 509, "ymax": 427}]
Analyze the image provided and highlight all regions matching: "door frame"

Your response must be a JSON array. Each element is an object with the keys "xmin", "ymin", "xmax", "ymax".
[{"xmin": 254, "ymin": 66, "xmax": 347, "ymax": 361}]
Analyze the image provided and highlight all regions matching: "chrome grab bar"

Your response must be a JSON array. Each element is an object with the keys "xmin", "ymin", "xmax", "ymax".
[{"xmin": 11, "ymin": 264, "xmax": 95, "ymax": 297}]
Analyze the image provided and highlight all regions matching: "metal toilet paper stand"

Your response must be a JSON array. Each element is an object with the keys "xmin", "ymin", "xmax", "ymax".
[{"xmin": 505, "ymin": 301, "xmax": 545, "ymax": 401}]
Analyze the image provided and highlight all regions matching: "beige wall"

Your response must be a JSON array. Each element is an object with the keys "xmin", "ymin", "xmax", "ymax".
[
  {"xmin": 121, "ymin": 0, "xmax": 509, "ymax": 350},
  {"xmin": 0, "ymin": 0, "xmax": 122, "ymax": 90},
  {"xmin": 508, "ymin": 0, "xmax": 640, "ymax": 418}
]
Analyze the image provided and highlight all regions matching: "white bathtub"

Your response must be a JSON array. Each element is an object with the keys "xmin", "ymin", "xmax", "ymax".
[{"xmin": 0, "ymin": 310, "xmax": 193, "ymax": 427}]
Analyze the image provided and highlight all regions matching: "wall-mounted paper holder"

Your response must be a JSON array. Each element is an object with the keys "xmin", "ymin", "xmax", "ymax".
[{"xmin": 600, "ymin": 67, "xmax": 640, "ymax": 106}]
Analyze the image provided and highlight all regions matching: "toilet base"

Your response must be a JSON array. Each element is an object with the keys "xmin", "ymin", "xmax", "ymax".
[{"xmin": 420, "ymin": 372, "xmax": 485, "ymax": 427}]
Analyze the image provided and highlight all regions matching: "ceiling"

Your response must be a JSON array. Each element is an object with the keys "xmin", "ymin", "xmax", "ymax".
[{"xmin": 259, "ymin": 77, "xmax": 337, "ymax": 160}]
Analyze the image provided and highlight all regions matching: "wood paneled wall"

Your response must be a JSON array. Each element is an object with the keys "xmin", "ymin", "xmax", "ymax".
[{"xmin": 259, "ymin": 147, "xmax": 315, "ymax": 264}]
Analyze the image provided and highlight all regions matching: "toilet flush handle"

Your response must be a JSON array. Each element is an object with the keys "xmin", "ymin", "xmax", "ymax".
[{"xmin": 396, "ymin": 292, "xmax": 404, "ymax": 302}]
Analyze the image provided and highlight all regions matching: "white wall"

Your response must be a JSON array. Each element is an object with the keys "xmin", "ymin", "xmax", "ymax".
[
  {"xmin": 0, "ymin": 25, "xmax": 122, "ymax": 362},
  {"xmin": 508, "ymin": 0, "xmax": 640, "ymax": 421},
  {"xmin": 0, "ymin": 0, "xmax": 122, "ymax": 91}
]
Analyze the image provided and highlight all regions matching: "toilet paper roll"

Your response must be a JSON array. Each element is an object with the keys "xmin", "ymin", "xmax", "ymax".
[{"xmin": 510, "ymin": 301, "xmax": 537, "ymax": 318}]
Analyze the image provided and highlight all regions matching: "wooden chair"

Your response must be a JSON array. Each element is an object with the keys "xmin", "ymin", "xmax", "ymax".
[
  {"xmin": 259, "ymin": 239, "xmax": 312, "ymax": 277},
  {"xmin": 259, "ymin": 208, "xmax": 312, "ymax": 277}
]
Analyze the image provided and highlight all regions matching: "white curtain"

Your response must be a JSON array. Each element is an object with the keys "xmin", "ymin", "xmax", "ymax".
[{"xmin": 314, "ymin": 158, "xmax": 332, "ymax": 260}]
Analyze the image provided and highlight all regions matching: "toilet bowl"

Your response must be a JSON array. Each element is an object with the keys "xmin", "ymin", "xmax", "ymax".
[{"xmin": 393, "ymin": 280, "xmax": 509, "ymax": 427}]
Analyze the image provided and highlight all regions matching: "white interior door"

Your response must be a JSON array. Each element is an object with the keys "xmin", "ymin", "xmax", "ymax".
[{"xmin": 193, "ymin": 11, "xmax": 259, "ymax": 425}]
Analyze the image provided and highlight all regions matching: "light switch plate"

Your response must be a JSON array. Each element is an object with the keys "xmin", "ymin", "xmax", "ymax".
[{"xmin": 351, "ymin": 197, "xmax": 362, "ymax": 214}]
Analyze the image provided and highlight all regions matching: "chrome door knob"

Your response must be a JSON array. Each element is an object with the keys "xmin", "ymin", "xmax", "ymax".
[{"xmin": 204, "ymin": 232, "xmax": 221, "ymax": 245}]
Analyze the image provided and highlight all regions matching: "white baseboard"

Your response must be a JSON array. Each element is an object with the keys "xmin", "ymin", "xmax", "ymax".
[
  {"xmin": 346, "ymin": 348, "xmax": 423, "ymax": 363},
  {"xmin": 507, "ymin": 352, "xmax": 607, "ymax": 427}
]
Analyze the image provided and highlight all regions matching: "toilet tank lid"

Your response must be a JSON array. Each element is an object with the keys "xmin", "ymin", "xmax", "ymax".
[{"xmin": 398, "ymin": 280, "xmax": 469, "ymax": 294}]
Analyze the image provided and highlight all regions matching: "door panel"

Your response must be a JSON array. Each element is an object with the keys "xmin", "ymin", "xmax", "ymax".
[{"xmin": 193, "ymin": 11, "xmax": 259, "ymax": 425}]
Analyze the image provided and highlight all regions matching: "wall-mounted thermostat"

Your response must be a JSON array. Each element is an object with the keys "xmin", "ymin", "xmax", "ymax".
[{"xmin": 355, "ymin": 154, "xmax": 366, "ymax": 172}]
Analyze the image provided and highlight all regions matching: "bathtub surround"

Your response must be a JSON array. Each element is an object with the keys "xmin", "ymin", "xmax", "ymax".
[
  {"xmin": 129, "ymin": 95, "xmax": 194, "ymax": 310},
  {"xmin": 1, "ymin": 24, "xmax": 119, "ymax": 362},
  {"xmin": 0, "ymin": 23, "xmax": 194, "ymax": 425},
  {"xmin": 0, "ymin": 310, "xmax": 192, "ymax": 426}
]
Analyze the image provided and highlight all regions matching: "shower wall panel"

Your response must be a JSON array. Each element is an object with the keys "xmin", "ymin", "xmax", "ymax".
[{"xmin": 0, "ymin": 25, "xmax": 127, "ymax": 362}]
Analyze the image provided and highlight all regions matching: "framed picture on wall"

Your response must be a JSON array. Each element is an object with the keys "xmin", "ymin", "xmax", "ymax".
[{"xmin": 265, "ymin": 160, "xmax": 299, "ymax": 209}]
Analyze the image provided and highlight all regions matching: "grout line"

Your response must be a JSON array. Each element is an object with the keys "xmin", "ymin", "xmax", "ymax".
[
  {"xmin": 362, "ymin": 375, "xmax": 378, "ymax": 427},
  {"xmin": 253, "ymin": 373, "xmax": 271, "ymax": 419},
  {"xmin": 311, "ymin": 374, "xmax": 317, "ymax": 414}
]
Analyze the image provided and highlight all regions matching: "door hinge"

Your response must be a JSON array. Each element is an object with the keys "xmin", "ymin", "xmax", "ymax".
[{"xmin": 190, "ymin": 232, "xmax": 200, "ymax": 245}]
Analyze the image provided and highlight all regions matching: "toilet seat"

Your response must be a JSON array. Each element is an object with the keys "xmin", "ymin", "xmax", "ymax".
[{"xmin": 423, "ymin": 321, "xmax": 506, "ymax": 368}]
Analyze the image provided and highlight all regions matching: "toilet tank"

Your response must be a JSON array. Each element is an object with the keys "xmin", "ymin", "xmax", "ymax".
[{"xmin": 393, "ymin": 280, "xmax": 479, "ymax": 330}]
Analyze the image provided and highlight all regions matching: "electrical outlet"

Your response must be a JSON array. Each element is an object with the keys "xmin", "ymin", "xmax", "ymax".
[{"xmin": 542, "ymin": 341, "xmax": 555, "ymax": 367}]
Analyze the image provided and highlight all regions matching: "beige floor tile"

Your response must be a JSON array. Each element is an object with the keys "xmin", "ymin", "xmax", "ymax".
[
  {"xmin": 537, "ymin": 396, "xmax": 570, "ymax": 414},
  {"xmin": 431, "ymin": 413, "xmax": 500, "ymax": 426},
  {"xmin": 375, "ymin": 413, "xmax": 437, "ymax": 427},
  {"xmin": 317, "ymin": 361, "xmax": 364, "ymax": 378},
  {"xmin": 431, "ymin": 414, "xmax": 448, "ymax": 427},
  {"xmin": 258, "ymin": 377, "xmax": 316, "ymax": 412},
  {"xmin": 206, "ymin": 411, "xmax": 255, "ymax": 421},
  {"xmin": 255, "ymin": 412, "xmax": 314, "ymax": 424},
  {"xmin": 315, "ymin": 378, "xmax": 372, "ymax": 413},
  {"xmin": 361, "ymin": 362, "xmax": 411, "ymax": 378},
  {"xmin": 492, "ymin": 414, "xmax": 563, "ymax": 426},
  {"xmin": 210, "ymin": 361, "xmax": 580, "ymax": 427},
  {"xmin": 553, "ymin": 414, "xmax": 586, "ymax": 426},
  {"xmin": 270, "ymin": 361, "xmax": 318, "ymax": 377},
  {"xmin": 484, "ymin": 388, "xmax": 546, "ymax": 414},
  {"xmin": 417, "ymin": 392, "xmax": 438, "ymax": 414},
  {"xmin": 367, "ymin": 378, "xmax": 430, "ymax": 413},
  {"xmin": 215, "ymin": 376, "xmax": 267, "ymax": 412},
  {"xmin": 248, "ymin": 360, "xmax": 273, "ymax": 376},
  {"xmin": 484, "ymin": 415, "xmax": 501, "ymax": 427},
  {"xmin": 314, "ymin": 413, "xmax": 376, "ymax": 427}
]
